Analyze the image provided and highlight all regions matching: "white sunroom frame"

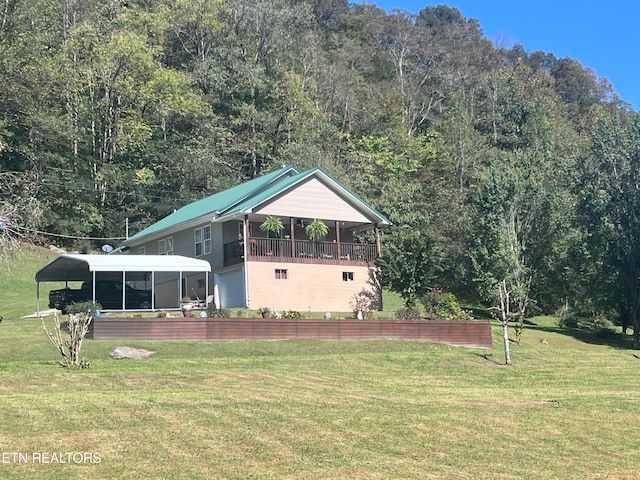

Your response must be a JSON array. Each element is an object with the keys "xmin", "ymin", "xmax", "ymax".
[{"xmin": 34, "ymin": 254, "xmax": 212, "ymax": 315}]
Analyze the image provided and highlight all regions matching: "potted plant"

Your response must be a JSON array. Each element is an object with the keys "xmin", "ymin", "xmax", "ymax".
[
  {"xmin": 257, "ymin": 307, "xmax": 271, "ymax": 318},
  {"xmin": 180, "ymin": 297, "xmax": 193, "ymax": 317},
  {"xmin": 259, "ymin": 215, "xmax": 284, "ymax": 255},
  {"xmin": 305, "ymin": 219, "xmax": 328, "ymax": 241},
  {"xmin": 259, "ymin": 215, "xmax": 284, "ymax": 238}
]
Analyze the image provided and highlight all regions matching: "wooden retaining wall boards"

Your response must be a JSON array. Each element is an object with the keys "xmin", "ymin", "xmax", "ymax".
[{"xmin": 92, "ymin": 318, "xmax": 493, "ymax": 349}]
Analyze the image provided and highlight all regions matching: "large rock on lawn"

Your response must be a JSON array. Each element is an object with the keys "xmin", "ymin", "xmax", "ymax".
[{"xmin": 110, "ymin": 346, "xmax": 154, "ymax": 360}]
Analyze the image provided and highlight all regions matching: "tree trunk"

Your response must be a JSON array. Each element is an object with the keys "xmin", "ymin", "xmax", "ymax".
[
  {"xmin": 502, "ymin": 320, "xmax": 511, "ymax": 365},
  {"xmin": 498, "ymin": 280, "xmax": 512, "ymax": 365}
]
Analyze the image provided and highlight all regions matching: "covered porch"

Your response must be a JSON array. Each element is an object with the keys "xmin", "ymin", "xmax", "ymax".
[
  {"xmin": 222, "ymin": 215, "xmax": 382, "ymax": 267},
  {"xmin": 224, "ymin": 237, "xmax": 378, "ymax": 266}
]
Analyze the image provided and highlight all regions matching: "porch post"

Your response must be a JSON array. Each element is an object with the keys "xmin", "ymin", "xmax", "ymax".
[
  {"xmin": 335, "ymin": 220, "xmax": 341, "ymax": 259},
  {"xmin": 375, "ymin": 225, "xmax": 381, "ymax": 257},
  {"xmin": 290, "ymin": 217, "xmax": 295, "ymax": 257},
  {"xmin": 92, "ymin": 271, "xmax": 96, "ymax": 305},
  {"xmin": 243, "ymin": 214, "xmax": 250, "ymax": 308}
]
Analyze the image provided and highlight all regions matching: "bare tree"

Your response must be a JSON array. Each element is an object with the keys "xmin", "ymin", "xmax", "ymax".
[{"xmin": 0, "ymin": 171, "xmax": 42, "ymax": 266}]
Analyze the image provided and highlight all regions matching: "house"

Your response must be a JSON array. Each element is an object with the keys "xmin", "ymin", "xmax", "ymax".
[{"xmin": 118, "ymin": 165, "xmax": 391, "ymax": 312}]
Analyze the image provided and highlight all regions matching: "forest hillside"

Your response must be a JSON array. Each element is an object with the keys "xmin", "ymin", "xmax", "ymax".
[{"xmin": 2, "ymin": 1, "xmax": 640, "ymax": 345}]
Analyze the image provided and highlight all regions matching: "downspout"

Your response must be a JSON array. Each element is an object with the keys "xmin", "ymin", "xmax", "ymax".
[
  {"xmin": 121, "ymin": 271, "xmax": 126, "ymax": 310},
  {"xmin": 205, "ymin": 270, "xmax": 210, "ymax": 308},
  {"xmin": 151, "ymin": 271, "xmax": 155, "ymax": 310},
  {"xmin": 92, "ymin": 271, "xmax": 96, "ymax": 306},
  {"xmin": 243, "ymin": 215, "xmax": 250, "ymax": 308}
]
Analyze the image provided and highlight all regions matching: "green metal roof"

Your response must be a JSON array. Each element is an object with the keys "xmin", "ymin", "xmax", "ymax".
[
  {"xmin": 123, "ymin": 165, "xmax": 390, "ymax": 245},
  {"xmin": 125, "ymin": 165, "xmax": 299, "ymax": 243}
]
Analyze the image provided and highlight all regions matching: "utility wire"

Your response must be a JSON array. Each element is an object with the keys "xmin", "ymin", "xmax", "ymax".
[{"xmin": 12, "ymin": 225, "xmax": 126, "ymax": 241}]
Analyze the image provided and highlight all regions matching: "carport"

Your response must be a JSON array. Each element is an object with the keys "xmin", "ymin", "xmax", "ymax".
[{"xmin": 35, "ymin": 254, "xmax": 212, "ymax": 314}]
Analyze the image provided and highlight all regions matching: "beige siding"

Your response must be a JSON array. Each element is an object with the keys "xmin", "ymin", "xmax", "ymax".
[
  {"xmin": 256, "ymin": 177, "xmax": 371, "ymax": 223},
  {"xmin": 246, "ymin": 262, "xmax": 379, "ymax": 313}
]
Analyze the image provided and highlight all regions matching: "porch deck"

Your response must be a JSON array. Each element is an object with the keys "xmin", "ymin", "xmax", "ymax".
[{"xmin": 224, "ymin": 238, "xmax": 378, "ymax": 266}]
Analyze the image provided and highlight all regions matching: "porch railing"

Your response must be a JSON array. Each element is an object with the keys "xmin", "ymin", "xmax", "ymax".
[{"xmin": 223, "ymin": 238, "xmax": 378, "ymax": 265}]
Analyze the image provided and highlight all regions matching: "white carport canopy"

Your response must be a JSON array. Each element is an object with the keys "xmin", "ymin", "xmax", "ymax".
[{"xmin": 35, "ymin": 254, "xmax": 212, "ymax": 313}]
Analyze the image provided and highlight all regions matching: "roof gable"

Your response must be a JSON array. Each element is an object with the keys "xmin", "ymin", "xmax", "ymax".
[{"xmin": 253, "ymin": 176, "xmax": 369, "ymax": 223}]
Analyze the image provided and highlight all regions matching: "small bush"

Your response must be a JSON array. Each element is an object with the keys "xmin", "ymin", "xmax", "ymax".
[
  {"xmin": 349, "ymin": 288, "xmax": 374, "ymax": 317},
  {"xmin": 281, "ymin": 310, "xmax": 302, "ymax": 319},
  {"xmin": 66, "ymin": 300, "xmax": 101, "ymax": 316},
  {"xmin": 557, "ymin": 313, "xmax": 578, "ymax": 328},
  {"xmin": 206, "ymin": 305, "xmax": 230, "ymax": 317},
  {"xmin": 42, "ymin": 304, "xmax": 97, "ymax": 369},
  {"xmin": 396, "ymin": 306, "xmax": 422, "ymax": 320},
  {"xmin": 75, "ymin": 240, "xmax": 93, "ymax": 254},
  {"xmin": 422, "ymin": 290, "xmax": 473, "ymax": 320},
  {"xmin": 595, "ymin": 327, "xmax": 619, "ymax": 340},
  {"xmin": 580, "ymin": 315, "xmax": 616, "ymax": 333}
]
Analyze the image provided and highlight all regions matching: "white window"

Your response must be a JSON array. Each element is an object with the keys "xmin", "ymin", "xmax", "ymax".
[
  {"xmin": 195, "ymin": 226, "xmax": 212, "ymax": 257},
  {"xmin": 342, "ymin": 272, "xmax": 354, "ymax": 282},
  {"xmin": 203, "ymin": 225, "xmax": 212, "ymax": 255},
  {"xmin": 275, "ymin": 269, "xmax": 288, "ymax": 280},
  {"xmin": 138, "ymin": 246, "xmax": 146, "ymax": 255},
  {"xmin": 159, "ymin": 237, "xmax": 174, "ymax": 255},
  {"xmin": 194, "ymin": 228, "xmax": 203, "ymax": 257}
]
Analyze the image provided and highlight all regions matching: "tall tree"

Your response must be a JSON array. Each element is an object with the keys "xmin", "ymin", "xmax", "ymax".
[{"xmin": 576, "ymin": 111, "xmax": 640, "ymax": 347}]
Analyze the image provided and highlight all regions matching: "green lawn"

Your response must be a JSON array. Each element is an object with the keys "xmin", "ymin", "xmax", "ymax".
[{"xmin": 1, "ymin": 247, "xmax": 640, "ymax": 479}]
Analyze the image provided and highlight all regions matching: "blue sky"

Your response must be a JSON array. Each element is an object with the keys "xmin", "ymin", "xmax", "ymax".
[{"xmin": 372, "ymin": 1, "xmax": 639, "ymax": 111}]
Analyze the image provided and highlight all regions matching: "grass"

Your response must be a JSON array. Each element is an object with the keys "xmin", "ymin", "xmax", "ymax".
[
  {"xmin": 0, "ymin": 245, "xmax": 61, "ymax": 320},
  {"xmin": 2, "ymin": 247, "xmax": 640, "ymax": 479}
]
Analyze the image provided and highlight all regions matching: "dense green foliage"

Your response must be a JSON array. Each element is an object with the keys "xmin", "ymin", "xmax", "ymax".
[{"xmin": 2, "ymin": 2, "xmax": 639, "ymax": 342}]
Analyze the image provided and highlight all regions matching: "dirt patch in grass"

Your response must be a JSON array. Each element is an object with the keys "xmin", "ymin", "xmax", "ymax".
[{"xmin": 463, "ymin": 399, "xmax": 561, "ymax": 408}]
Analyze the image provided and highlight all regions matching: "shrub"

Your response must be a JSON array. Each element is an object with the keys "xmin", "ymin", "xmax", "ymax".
[
  {"xmin": 396, "ymin": 306, "xmax": 422, "ymax": 320},
  {"xmin": 557, "ymin": 313, "xmax": 578, "ymax": 328},
  {"xmin": 580, "ymin": 314, "xmax": 616, "ymax": 333},
  {"xmin": 206, "ymin": 304, "xmax": 230, "ymax": 317},
  {"xmin": 75, "ymin": 240, "xmax": 93, "ymax": 254},
  {"xmin": 41, "ymin": 302, "xmax": 98, "ymax": 368},
  {"xmin": 349, "ymin": 288, "xmax": 374, "ymax": 318},
  {"xmin": 281, "ymin": 310, "xmax": 302, "ymax": 319},
  {"xmin": 422, "ymin": 289, "xmax": 473, "ymax": 320},
  {"xmin": 66, "ymin": 300, "xmax": 101, "ymax": 316}
]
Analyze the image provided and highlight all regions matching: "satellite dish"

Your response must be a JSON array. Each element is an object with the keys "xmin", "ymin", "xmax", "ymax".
[{"xmin": 101, "ymin": 244, "xmax": 114, "ymax": 253}]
